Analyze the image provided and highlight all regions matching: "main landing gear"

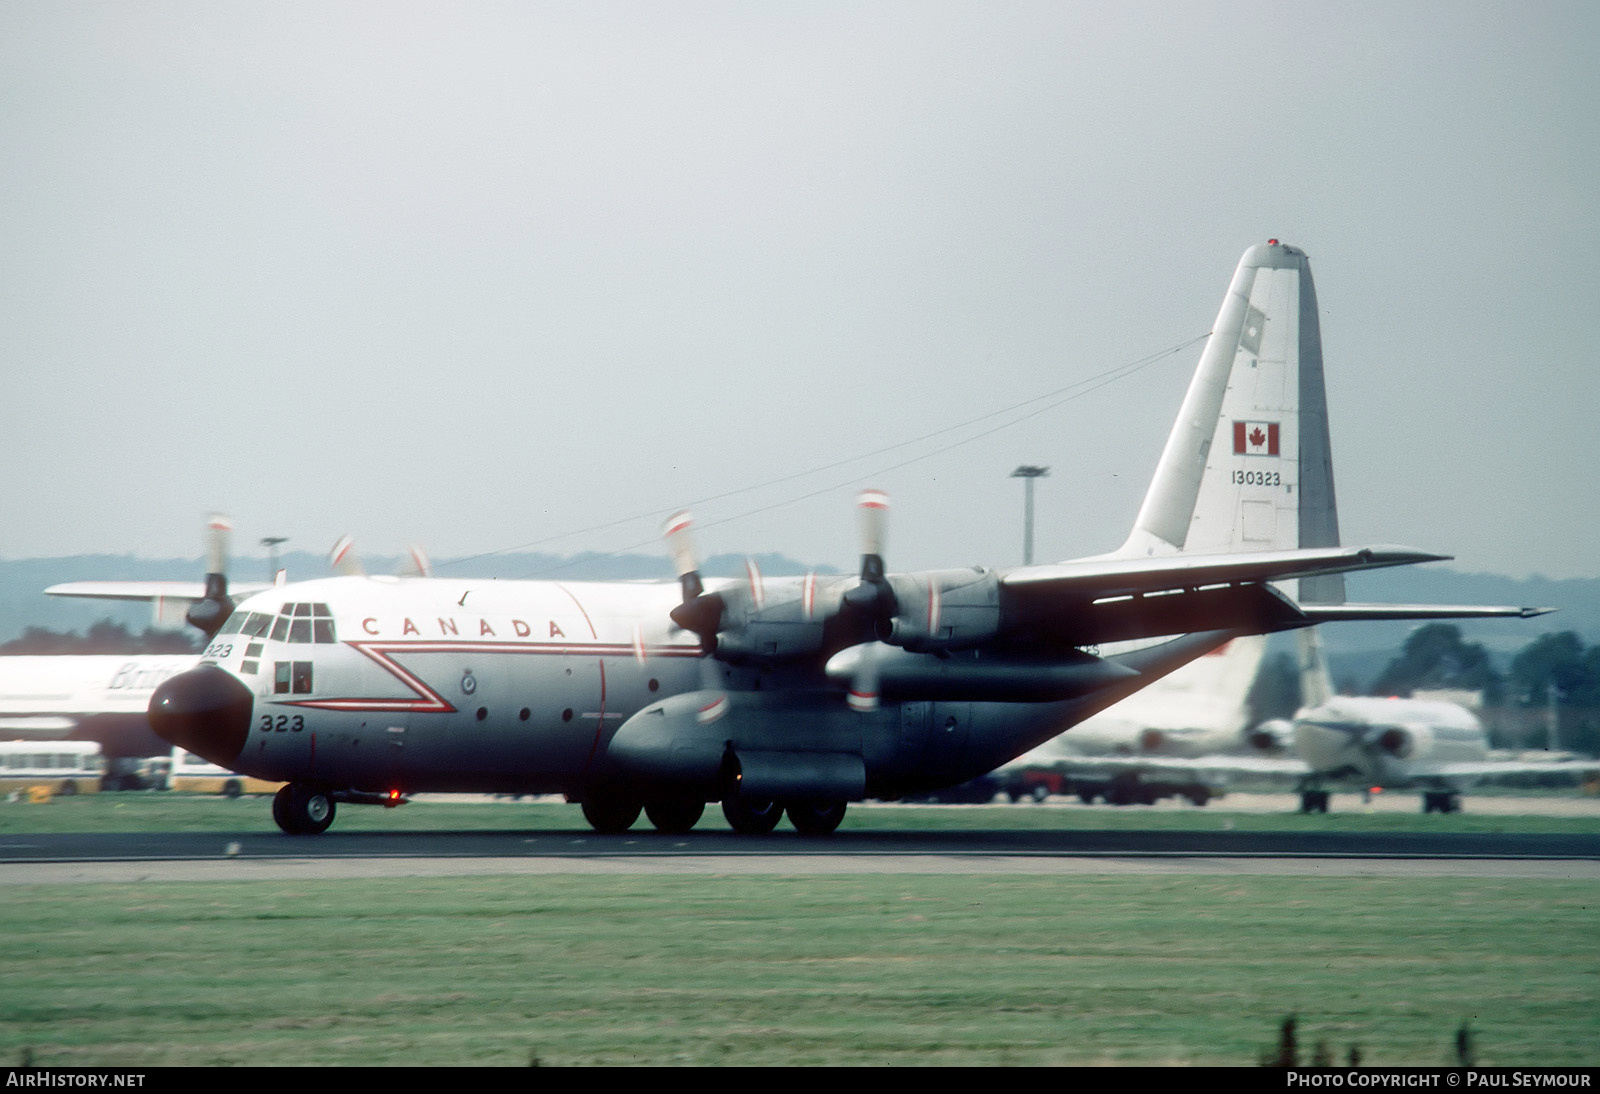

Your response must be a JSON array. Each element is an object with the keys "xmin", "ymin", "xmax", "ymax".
[
  {"xmin": 1299, "ymin": 789, "xmax": 1331, "ymax": 813},
  {"xmin": 1422, "ymin": 791, "xmax": 1461, "ymax": 814},
  {"xmin": 273, "ymin": 783, "xmax": 336, "ymax": 835}
]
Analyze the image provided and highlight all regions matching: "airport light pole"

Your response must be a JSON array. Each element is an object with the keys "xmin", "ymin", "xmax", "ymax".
[{"xmin": 1010, "ymin": 465, "xmax": 1049, "ymax": 566}]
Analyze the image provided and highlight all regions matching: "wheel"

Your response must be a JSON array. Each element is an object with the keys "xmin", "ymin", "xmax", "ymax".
[
  {"xmin": 581, "ymin": 795, "xmax": 641, "ymax": 833},
  {"xmin": 645, "ymin": 799, "xmax": 704, "ymax": 834},
  {"xmin": 1077, "ymin": 789, "xmax": 1097, "ymax": 804},
  {"xmin": 722, "ymin": 797, "xmax": 783, "ymax": 835},
  {"xmin": 272, "ymin": 785, "xmax": 298, "ymax": 833},
  {"xmin": 1186, "ymin": 789, "xmax": 1210, "ymax": 806},
  {"xmin": 1030, "ymin": 784, "xmax": 1050, "ymax": 803},
  {"xmin": 274, "ymin": 783, "xmax": 335, "ymax": 835},
  {"xmin": 786, "ymin": 800, "xmax": 847, "ymax": 836},
  {"xmin": 59, "ymin": 780, "xmax": 78, "ymax": 797},
  {"xmin": 1300, "ymin": 790, "xmax": 1328, "ymax": 814},
  {"xmin": 223, "ymin": 779, "xmax": 242, "ymax": 799}
]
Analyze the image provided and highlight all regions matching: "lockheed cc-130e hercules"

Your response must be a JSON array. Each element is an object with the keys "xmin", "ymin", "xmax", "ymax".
[{"xmin": 143, "ymin": 242, "xmax": 1548, "ymax": 836}]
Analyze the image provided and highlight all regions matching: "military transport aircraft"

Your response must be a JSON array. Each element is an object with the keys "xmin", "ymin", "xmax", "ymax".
[{"xmin": 144, "ymin": 241, "xmax": 1548, "ymax": 836}]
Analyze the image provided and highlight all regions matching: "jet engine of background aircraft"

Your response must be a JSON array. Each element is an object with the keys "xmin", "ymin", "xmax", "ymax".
[{"xmin": 146, "ymin": 241, "xmax": 1553, "ymax": 836}]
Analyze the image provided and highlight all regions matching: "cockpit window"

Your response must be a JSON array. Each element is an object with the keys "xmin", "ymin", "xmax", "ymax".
[
  {"xmin": 218, "ymin": 614, "xmax": 246, "ymax": 635},
  {"xmin": 263, "ymin": 602, "xmax": 337, "ymax": 644}
]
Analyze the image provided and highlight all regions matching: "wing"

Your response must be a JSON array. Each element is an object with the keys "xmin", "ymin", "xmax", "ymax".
[{"xmin": 45, "ymin": 581, "xmax": 273, "ymax": 606}]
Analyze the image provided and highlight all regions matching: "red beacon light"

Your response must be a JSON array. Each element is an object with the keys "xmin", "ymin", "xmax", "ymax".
[{"xmin": 1267, "ymin": 238, "xmax": 1279, "ymax": 246}]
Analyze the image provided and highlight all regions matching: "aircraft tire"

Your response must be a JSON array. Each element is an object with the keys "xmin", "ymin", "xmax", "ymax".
[
  {"xmin": 645, "ymin": 799, "xmax": 705, "ymax": 834},
  {"xmin": 272, "ymin": 785, "xmax": 299, "ymax": 833},
  {"xmin": 294, "ymin": 784, "xmax": 335, "ymax": 835},
  {"xmin": 581, "ymin": 795, "xmax": 641, "ymax": 833},
  {"xmin": 721, "ymin": 797, "xmax": 783, "ymax": 835},
  {"xmin": 223, "ymin": 779, "xmax": 242, "ymax": 799},
  {"xmin": 786, "ymin": 800, "xmax": 847, "ymax": 836}
]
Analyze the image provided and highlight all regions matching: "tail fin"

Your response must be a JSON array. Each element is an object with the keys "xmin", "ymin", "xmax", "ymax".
[
  {"xmin": 1119, "ymin": 241, "xmax": 1342, "ymax": 601},
  {"xmin": 1296, "ymin": 626, "xmax": 1336, "ymax": 709}
]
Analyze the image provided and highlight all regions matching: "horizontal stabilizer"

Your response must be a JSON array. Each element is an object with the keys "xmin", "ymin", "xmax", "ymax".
[{"xmin": 1299, "ymin": 604, "xmax": 1555, "ymax": 622}]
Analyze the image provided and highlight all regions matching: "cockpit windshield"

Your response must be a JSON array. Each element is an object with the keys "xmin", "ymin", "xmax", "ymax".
[{"xmin": 219, "ymin": 603, "xmax": 336, "ymax": 644}]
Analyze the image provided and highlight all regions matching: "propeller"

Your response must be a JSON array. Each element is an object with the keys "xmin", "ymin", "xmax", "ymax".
[
  {"xmin": 661, "ymin": 511, "xmax": 728, "ymax": 700},
  {"xmin": 842, "ymin": 490, "xmax": 893, "ymax": 711},
  {"xmin": 664, "ymin": 511, "xmax": 723, "ymax": 652},
  {"xmin": 329, "ymin": 534, "xmax": 365, "ymax": 577},
  {"xmin": 184, "ymin": 514, "xmax": 235, "ymax": 639}
]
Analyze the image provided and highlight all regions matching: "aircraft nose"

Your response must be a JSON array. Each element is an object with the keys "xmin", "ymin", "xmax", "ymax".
[{"xmin": 149, "ymin": 666, "xmax": 253, "ymax": 767}]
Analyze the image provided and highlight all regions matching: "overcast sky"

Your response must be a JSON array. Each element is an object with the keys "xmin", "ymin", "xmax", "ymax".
[{"xmin": 2, "ymin": 2, "xmax": 1595, "ymax": 581}]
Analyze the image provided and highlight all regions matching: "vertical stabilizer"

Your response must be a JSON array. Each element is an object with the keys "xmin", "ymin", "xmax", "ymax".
[
  {"xmin": 1119, "ymin": 241, "xmax": 1343, "ymax": 602},
  {"xmin": 1296, "ymin": 627, "xmax": 1336, "ymax": 710}
]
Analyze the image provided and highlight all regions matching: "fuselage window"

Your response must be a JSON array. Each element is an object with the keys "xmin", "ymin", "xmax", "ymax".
[{"xmin": 274, "ymin": 662, "xmax": 291, "ymax": 694}]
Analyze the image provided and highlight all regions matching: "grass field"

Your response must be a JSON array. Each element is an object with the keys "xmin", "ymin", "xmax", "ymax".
[
  {"xmin": 4, "ymin": 790, "xmax": 1599, "ymax": 835},
  {"xmin": 1, "ymin": 874, "xmax": 1595, "ymax": 1067},
  {"xmin": 1, "ymin": 794, "xmax": 1596, "ymax": 1067}
]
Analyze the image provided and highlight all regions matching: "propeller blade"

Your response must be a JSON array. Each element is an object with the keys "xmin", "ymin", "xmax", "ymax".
[
  {"xmin": 329, "ymin": 534, "xmax": 364, "ymax": 577},
  {"xmin": 857, "ymin": 489, "xmax": 888, "ymax": 581},
  {"xmin": 663, "ymin": 510, "xmax": 704, "ymax": 601},
  {"xmin": 204, "ymin": 514, "xmax": 232, "ymax": 577},
  {"xmin": 184, "ymin": 513, "xmax": 235, "ymax": 638},
  {"xmin": 846, "ymin": 642, "xmax": 880, "ymax": 713},
  {"xmin": 400, "ymin": 544, "xmax": 433, "ymax": 578}
]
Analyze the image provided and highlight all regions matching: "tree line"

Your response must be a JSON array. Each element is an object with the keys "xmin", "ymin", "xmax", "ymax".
[{"xmin": 0, "ymin": 620, "xmax": 198, "ymax": 655}]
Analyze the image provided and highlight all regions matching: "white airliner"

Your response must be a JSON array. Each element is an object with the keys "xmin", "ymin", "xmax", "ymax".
[
  {"xmin": 0, "ymin": 654, "xmax": 196, "ymax": 775},
  {"xmin": 135, "ymin": 241, "xmax": 1548, "ymax": 836},
  {"xmin": 991, "ymin": 635, "xmax": 1270, "ymax": 804}
]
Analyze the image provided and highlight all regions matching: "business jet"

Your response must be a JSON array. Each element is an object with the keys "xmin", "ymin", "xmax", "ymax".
[
  {"xmin": 142, "ymin": 241, "xmax": 1549, "ymax": 836},
  {"xmin": 1276, "ymin": 628, "xmax": 1589, "ymax": 813},
  {"xmin": 1069, "ymin": 627, "xmax": 1593, "ymax": 814}
]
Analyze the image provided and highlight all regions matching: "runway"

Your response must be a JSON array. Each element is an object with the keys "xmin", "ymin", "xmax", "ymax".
[{"xmin": 4, "ymin": 825, "xmax": 1597, "ymax": 883}]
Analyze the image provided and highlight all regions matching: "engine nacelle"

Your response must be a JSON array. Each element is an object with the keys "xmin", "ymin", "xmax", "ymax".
[
  {"xmin": 884, "ymin": 568, "xmax": 1001, "ymax": 652},
  {"xmin": 1374, "ymin": 724, "xmax": 1427, "ymax": 760},
  {"xmin": 824, "ymin": 645, "xmax": 1138, "ymax": 703}
]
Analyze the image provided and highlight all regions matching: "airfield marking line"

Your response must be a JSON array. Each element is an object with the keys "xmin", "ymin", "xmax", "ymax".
[{"xmin": 4, "ymin": 855, "xmax": 1599, "ymax": 884}]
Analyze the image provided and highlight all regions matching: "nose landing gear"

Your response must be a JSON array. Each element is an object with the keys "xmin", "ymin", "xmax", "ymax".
[{"xmin": 273, "ymin": 783, "xmax": 336, "ymax": 835}]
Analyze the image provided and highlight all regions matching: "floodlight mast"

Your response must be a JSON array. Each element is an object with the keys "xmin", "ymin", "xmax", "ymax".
[{"xmin": 1009, "ymin": 465, "xmax": 1049, "ymax": 565}]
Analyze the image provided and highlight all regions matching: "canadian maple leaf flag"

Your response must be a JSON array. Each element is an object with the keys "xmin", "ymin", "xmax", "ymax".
[{"xmin": 1232, "ymin": 420, "xmax": 1279, "ymax": 456}]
